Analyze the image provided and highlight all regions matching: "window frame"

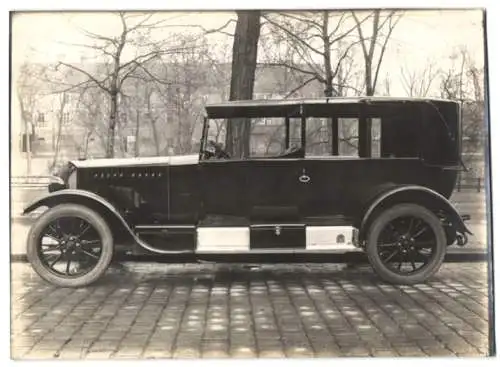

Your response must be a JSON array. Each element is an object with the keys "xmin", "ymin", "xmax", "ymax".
[{"xmin": 201, "ymin": 102, "xmax": 424, "ymax": 162}]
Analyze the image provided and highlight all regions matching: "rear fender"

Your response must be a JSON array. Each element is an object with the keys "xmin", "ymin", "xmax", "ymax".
[{"xmin": 358, "ymin": 185, "xmax": 472, "ymax": 242}]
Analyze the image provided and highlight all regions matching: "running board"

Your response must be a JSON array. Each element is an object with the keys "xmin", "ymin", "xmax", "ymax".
[
  {"xmin": 195, "ymin": 247, "xmax": 363, "ymax": 255},
  {"xmin": 134, "ymin": 225, "xmax": 196, "ymax": 253},
  {"xmin": 132, "ymin": 224, "xmax": 360, "ymax": 255}
]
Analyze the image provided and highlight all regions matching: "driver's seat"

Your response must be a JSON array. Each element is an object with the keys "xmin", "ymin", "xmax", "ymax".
[{"xmin": 275, "ymin": 146, "xmax": 305, "ymax": 159}]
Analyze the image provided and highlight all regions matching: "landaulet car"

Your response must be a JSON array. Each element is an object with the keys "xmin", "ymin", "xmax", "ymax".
[{"xmin": 23, "ymin": 96, "xmax": 471, "ymax": 287}]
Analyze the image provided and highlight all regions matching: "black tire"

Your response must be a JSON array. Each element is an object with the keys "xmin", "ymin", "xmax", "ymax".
[
  {"xmin": 26, "ymin": 204, "xmax": 114, "ymax": 288},
  {"xmin": 366, "ymin": 203, "xmax": 447, "ymax": 285}
]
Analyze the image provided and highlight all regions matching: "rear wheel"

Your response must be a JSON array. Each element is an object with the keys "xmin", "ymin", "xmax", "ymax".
[
  {"xmin": 26, "ymin": 204, "xmax": 113, "ymax": 287},
  {"xmin": 366, "ymin": 204, "xmax": 446, "ymax": 284}
]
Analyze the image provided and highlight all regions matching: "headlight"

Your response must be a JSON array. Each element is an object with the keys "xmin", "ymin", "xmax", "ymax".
[
  {"xmin": 67, "ymin": 170, "xmax": 77, "ymax": 189},
  {"xmin": 48, "ymin": 176, "xmax": 65, "ymax": 192},
  {"xmin": 48, "ymin": 176, "xmax": 65, "ymax": 185}
]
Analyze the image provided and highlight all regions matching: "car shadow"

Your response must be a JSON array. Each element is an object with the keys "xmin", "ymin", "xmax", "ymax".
[{"xmin": 91, "ymin": 262, "xmax": 421, "ymax": 288}]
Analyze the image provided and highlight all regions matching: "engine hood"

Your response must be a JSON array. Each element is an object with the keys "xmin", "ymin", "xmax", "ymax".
[{"xmin": 70, "ymin": 154, "xmax": 199, "ymax": 169}]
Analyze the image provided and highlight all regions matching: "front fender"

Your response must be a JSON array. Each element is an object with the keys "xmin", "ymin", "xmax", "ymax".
[
  {"xmin": 24, "ymin": 189, "xmax": 117, "ymax": 216},
  {"xmin": 358, "ymin": 185, "xmax": 472, "ymax": 241},
  {"xmin": 23, "ymin": 189, "xmax": 188, "ymax": 254},
  {"xmin": 23, "ymin": 189, "xmax": 136, "ymax": 242}
]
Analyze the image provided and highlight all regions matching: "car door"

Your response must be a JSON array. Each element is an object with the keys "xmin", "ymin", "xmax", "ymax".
[
  {"xmin": 245, "ymin": 158, "xmax": 303, "ymax": 221},
  {"xmin": 245, "ymin": 156, "xmax": 305, "ymax": 250},
  {"xmin": 300, "ymin": 117, "xmax": 354, "ymax": 220},
  {"xmin": 199, "ymin": 159, "xmax": 248, "ymax": 220}
]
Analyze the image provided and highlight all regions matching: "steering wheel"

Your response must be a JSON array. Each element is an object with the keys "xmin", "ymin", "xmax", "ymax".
[{"xmin": 204, "ymin": 140, "xmax": 230, "ymax": 159}]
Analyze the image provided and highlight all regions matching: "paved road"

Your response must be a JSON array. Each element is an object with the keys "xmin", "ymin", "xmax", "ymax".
[{"xmin": 11, "ymin": 262, "xmax": 491, "ymax": 359}]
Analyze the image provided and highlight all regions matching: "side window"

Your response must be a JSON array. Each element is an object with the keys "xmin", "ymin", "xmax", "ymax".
[
  {"xmin": 303, "ymin": 117, "xmax": 380, "ymax": 158},
  {"xmin": 250, "ymin": 118, "xmax": 285, "ymax": 157},
  {"xmin": 207, "ymin": 119, "xmax": 227, "ymax": 146},
  {"xmin": 338, "ymin": 118, "xmax": 359, "ymax": 156},
  {"xmin": 371, "ymin": 118, "xmax": 382, "ymax": 158},
  {"xmin": 288, "ymin": 118, "xmax": 302, "ymax": 150},
  {"xmin": 306, "ymin": 118, "xmax": 331, "ymax": 156}
]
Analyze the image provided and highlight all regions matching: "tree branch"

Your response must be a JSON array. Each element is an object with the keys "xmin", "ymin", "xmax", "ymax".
[
  {"xmin": 56, "ymin": 62, "xmax": 111, "ymax": 93},
  {"xmin": 124, "ymin": 61, "xmax": 173, "ymax": 87},
  {"xmin": 331, "ymin": 40, "xmax": 361, "ymax": 79},
  {"xmin": 326, "ymin": 12, "xmax": 347, "ymax": 39},
  {"xmin": 78, "ymin": 27, "xmax": 118, "ymax": 45},
  {"xmin": 372, "ymin": 13, "xmax": 402, "ymax": 91},
  {"xmin": 260, "ymin": 62, "xmax": 323, "ymax": 82},
  {"xmin": 56, "ymin": 40, "xmax": 117, "ymax": 59},
  {"xmin": 273, "ymin": 12, "xmax": 323, "ymax": 30},
  {"xmin": 156, "ymin": 19, "xmax": 237, "ymax": 37},
  {"xmin": 263, "ymin": 14, "xmax": 326, "ymax": 58},
  {"xmin": 284, "ymin": 76, "xmax": 317, "ymax": 98}
]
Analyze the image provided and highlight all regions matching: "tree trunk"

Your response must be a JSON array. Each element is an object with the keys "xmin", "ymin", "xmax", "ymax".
[
  {"xmin": 51, "ymin": 94, "xmax": 67, "ymax": 170},
  {"xmin": 51, "ymin": 118, "xmax": 63, "ymax": 171},
  {"xmin": 151, "ymin": 119, "xmax": 161, "ymax": 156},
  {"xmin": 84, "ymin": 130, "xmax": 91, "ymax": 158},
  {"xmin": 106, "ymin": 92, "xmax": 118, "ymax": 158},
  {"xmin": 226, "ymin": 11, "xmax": 261, "ymax": 158},
  {"xmin": 135, "ymin": 109, "xmax": 140, "ymax": 157},
  {"xmin": 25, "ymin": 117, "xmax": 31, "ymax": 175},
  {"xmin": 176, "ymin": 89, "xmax": 183, "ymax": 153},
  {"xmin": 18, "ymin": 96, "xmax": 31, "ymax": 175},
  {"xmin": 322, "ymin": 12, "xmax": 334, "ymax": 98},
  {"xmin": 320, "ymin": 11, "xmax": 338, "ymax": 155}
]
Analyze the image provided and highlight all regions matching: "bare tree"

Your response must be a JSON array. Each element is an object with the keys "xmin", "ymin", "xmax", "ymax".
[
  {"xmin": 72, "ymin": 85, "xmax": 109, "ymax": 158},
  {"xmin": 352, "ymin": 10, "xmax": 402, "ymax": 96},
  {"xmin": 381, "ymin": 73, "xmax": 391, "ymax": 96},
  {"xmin": 400, "ymin": 61, "xmax": 439, "ymax": 97},
  {"xmin": 111, "ymin": 34, "xmax": 231, "ymax": 157},
  {"xmin": 439, "ymin": 47, "xmax": 485, "ymax": 175},
  {"xmin": 49, "ymin": 92, "xmax": 69, "ymax": 171},
  {"xmin": 259, "ymin": 11, "xmax": 381, "ymax": 156},
  {"xmin": 16, "ymin": 62, "xmax": 48, "ymax": 174},
  {"xmin": 261, "ymin": 11, "xmax": 366, "ymax": 98},
  {"xmin": 54, "ymin": 12, "xmax": 195, "ymax": 158},
  {"xmin": 352, "ymin": 10, "xmax": 402, "ymax": 157}
]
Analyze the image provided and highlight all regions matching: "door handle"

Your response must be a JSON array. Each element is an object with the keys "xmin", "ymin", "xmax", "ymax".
[{"xmin": 299, "ymin": 169, "xmax": 311, "ymax": 183}]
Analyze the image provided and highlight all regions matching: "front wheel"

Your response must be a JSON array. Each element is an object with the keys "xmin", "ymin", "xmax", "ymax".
[
  {"xmin": 26, "ymin": 204, "xmax": 114, "ymax": 287},
  {"xmin": 366, "ymin": 204, "xmax": 447, "ymax": 285}
]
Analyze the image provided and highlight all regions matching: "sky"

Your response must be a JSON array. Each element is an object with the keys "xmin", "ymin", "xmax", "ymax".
[{"xmin": 11, "ymin": 9, "xmax": 485, "ymax": 96}]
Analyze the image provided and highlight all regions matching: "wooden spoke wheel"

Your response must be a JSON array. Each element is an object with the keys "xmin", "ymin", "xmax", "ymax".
[
  {"xmin": 366, "ymin": 204, "xmax": 447, "ymax": 284},
  {"xmin": 27, "ymin": 204, "xmax": 113, "ymax": 287}
]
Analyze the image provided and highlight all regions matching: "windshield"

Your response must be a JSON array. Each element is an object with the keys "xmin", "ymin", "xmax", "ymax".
[{"xmin": 202, "ymin": 117, "xmax": 303, "ymax": 159}]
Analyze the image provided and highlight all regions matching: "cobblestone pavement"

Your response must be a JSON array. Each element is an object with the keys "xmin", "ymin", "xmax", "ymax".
[{"xmin": 11, "ymin": 262, "xmax": 491, "ymax": 359}]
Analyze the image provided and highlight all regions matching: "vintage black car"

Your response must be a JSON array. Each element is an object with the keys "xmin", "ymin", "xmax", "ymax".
[{"xmin": 23, "ymin": 97, "xmax": 471, "ymax": 287}]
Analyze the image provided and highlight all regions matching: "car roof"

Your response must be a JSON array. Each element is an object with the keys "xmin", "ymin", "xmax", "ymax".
[{"xmin": 205, "ymin": 96, "xmax": 457, "ymax": 119}]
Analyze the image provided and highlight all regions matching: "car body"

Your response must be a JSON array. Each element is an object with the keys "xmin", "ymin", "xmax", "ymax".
[{"xmin": 23, "ymin": 97, "xmax": 471, "ymax": 287}]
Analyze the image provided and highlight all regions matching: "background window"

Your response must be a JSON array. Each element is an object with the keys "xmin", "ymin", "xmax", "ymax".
[
  {"xmin": 62, "ymin": 112, "xmax": 70, "ymax": 125},
  {"xmin": 36, "ymin": 113, "xmax": 47, "ymax": 128}
]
